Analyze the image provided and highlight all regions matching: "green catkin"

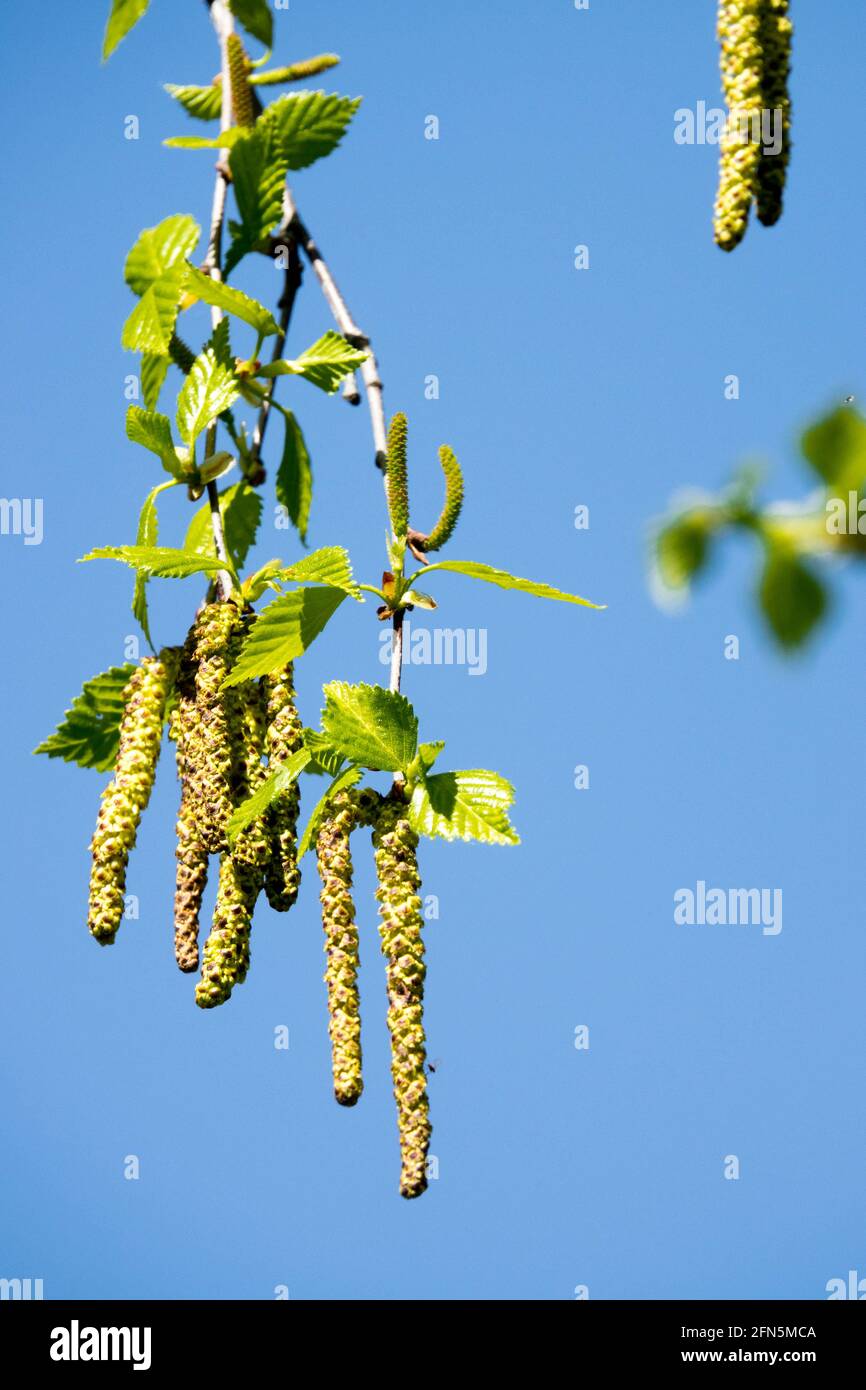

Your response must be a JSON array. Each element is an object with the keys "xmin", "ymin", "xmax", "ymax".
[
  {"xmin": 316, "ymin": 788, "xmax": 381, "ymax": 1107},
  {"xmin": 87, "ymin": 649, "xmax": 178, "ymax": 945},
  {"xmin": 168, "ymin": 334, "xmax": 196, "ymax": 374},
  {"xmin": 372, "ymin": 799, "xmax": 431, "ymax": 1199},
  {"xmin": 263, "ymin": 665, "xmax": 304, "ymax": 912},
  {"xmin": 228, "ymin": 675, "xmax": 272, "ymax": 872},
  {"xmin": 195, "ymin": 853, "xmax": 260, "ymax": 1008},
  {"xmin": 418, "ymin": 445, "xmax": 464, "ymax": 552},
  {"xmin": 756, "ymin": 0, "xmax": 793, "ymax": 226},
  {"xmin": 169, "ymin": 677, "xmax": 209, "ymax": 974},
  {"xmin": 188, "ymin": 601, "xmax": 243, "ymax": 855},
  {"xmin": 714, "ymin": 0, "xmax": 765, "ymax": 251},
  {"xmin": 251, "ymin": 55, "xmax": 340, "ymax": 86},
  {"xmin": 385, "ymin": 413, "xmax": 410, "ymax": 539},
  {"xmin": 226, "ymin": 33, "xmax": 258, "ymax": 129}
]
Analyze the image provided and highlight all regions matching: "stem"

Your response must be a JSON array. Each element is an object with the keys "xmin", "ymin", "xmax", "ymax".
[
  {"xmin": 389, "ymin": 608, "xmax": 404, "ymax": 694},
  {"xmin": 251, "ymin": 196, "xmax": 303, "ymax": 466}
]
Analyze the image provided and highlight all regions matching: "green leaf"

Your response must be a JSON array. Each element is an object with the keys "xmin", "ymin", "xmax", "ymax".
[
  {"xmin": 278, "ymin": 545, "xmax": 360, "ymax": 598},
  {"xmin": 403, "ymin": 588, "xmax": 437, "ymax": 610},
  {"xmin": 224, "ymin": 587, "xmax": 346, "ymax": 685},
  {"xmin": 801, "ymin": 406, "xmax": 866, "ymax": 493},
  {"xmin": 35, "ymin": 665, "xmax": 135, "ymax": 771},
  {"xmin": 297, "ymin": 765, "xmax": 362, "ymax": 858},
  {"xmin": 416, "ymin": 559, "xmax": 605, "ymax": 609},
  {"xmin": 122, "ymin": 264, "xmax": 188, "ymax": 356},
  {"xmin": 225, "ymin": 123, "xmax": 288, "ymax": 275},
  {"xmin": 758, "ymin": 546, "xmax": 828, "ymax": 650},
  {"xmin": 263, "ymin": 91, "xmax": 362, "ymax": 171},
  {"xmin": 418, "ymin": 741, "xmax": 445, "ymax": 771},
  {"xmin": 81, "ymin": 545, "xmax": 236, "ymax": 584},
  {"xmin": 126, "ymin": 406, "xmax": 185, "ymax": 479},
  {"xmin": 655, "ymin": 516, "xmax": 713, "ymax": 589},
  {"xmin": 301, "ymin": 729, "xmax": 346, "ymax": 777},
  {"xmin": 176, "ymin": 345, "xmax": 240, "ymax": 448},
  {"xmin": 228, "ymin": 748, "xmax": 311, "ymax": 844},
  {"xmin": 228, "ymin": 0, "xmax": 273, "ymax": 48},
  {"xmin": 183, "ymin": 263, "xmax": 280, "ymax": 336},
  {"xmin": 132, "ymin": 481, "xmax": 176, "ymax": 646},
  {"xmin": 259, "ymin": 330, "xmax": 368, "ymax": 394},
  {"xmin": 102, "ymin": 0, "xmax": 150, "ymax": 60},
  {"xmin": 275, "ymin": 411, "xmax": 313, "ymax": 541},
  {"xmin": 141, "ymin": 353, "xmax": 169, "ymax": 410},
  {"xmin": 124, "ymin": 214, "xmax": 200, "ymax": 295},
  {"xmin": 164, "ymin": 83, "xmax": 222, "ymax": 121},
  {"xmin": 241, "ymin": 558, "xmax": 284, "ymax": 604},
  {"xmin": 409, "ymin": 770, "xmax": 519, "ymax": 846},
  {"xmin": 321, "ymin": 681, "xmax": 418, "ymax": 773},
  {"xmin": 185, "ymin": 482, "xmax": 262, "ymax": 571},
  {"xmin": 164, "ymin": 130, "xmax": 246, "ymax": 150}
]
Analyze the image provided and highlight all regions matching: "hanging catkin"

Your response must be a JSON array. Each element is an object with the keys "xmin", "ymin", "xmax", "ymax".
[
  {"xmin": 372, "ymin": 799, "xmax": 431, "ymax": 1199},
  {"xmin": 228, "ymin": 674, "xmax": 272, "ymax": 873},
  {"xmin": 263, "ymin": 665, "xmax": 304, "ymax": 912},
  {"xmin": 88, "ymin": 649, "xmax": 179, "ymax": 944},
  {"xmin": 195, "ymin": 854, "xmax": 260, "ymax": 1008},
  {"xmin": 756, "ymin": 0, "xmax": 792, "ymax": 226},
  {"xmin": 713, "ymin": 1, "xmax": 765, "ymax": 251},
  {"xmin": 226, "ymin": 33, "xmax": 259, "ymax": 128},
  {"xmin": 169, "ymin": 650, "xmax": 208, "ymax": 973},
  {"xmin": 316, "ymin": 787, "xmax": 381, "ymax": 1107},
  {"xmin": 188, "ymin": 601, "xmax": 243, "ymax": 855}
]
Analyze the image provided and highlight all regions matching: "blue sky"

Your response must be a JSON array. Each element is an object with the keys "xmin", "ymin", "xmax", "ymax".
[{"xmin": 2, "ymin": 0, "xmax": 865, "ymax": 1300}]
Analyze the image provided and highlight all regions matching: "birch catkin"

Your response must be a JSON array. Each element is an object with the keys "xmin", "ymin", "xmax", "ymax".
[
  {"xmin": 263, "ymin": 665, "xmax": 304, "ymax": 912},
  {"xmin": 169, "ymin": 674, "xmax": 208, "ymax": 974},
  {"xmin": 372, "ymin": 799, "xmax": 431, "ymax": 1199},
  {"xmin": 188, "ymin": 601, "xmax": 243, "ymax": 855},
  {"xmin": 195, "ymin": 854, "xmax": 260, "ymax": 1008},
  {"xmin": 756, "ymin": 0, "xmax": 793, "ymax": 226},
  {"xmin": 714, "ymin": 0, "xmax": 765, "ymax": 251},
  {"xmin": 88, "ymin": 650, "xmax": 178, "ymax": 944}
]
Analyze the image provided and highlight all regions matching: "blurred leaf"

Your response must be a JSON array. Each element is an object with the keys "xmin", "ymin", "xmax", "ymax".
[
  {"xmin": 655, "ymin": 516, "xmax": 712, "ymax": 589},
  {"xmin": 228, "ymin": 0, "xmax": 273, "ymax": 47},
  {"xmin": 759, "ymin": 546, "xmax": 828, "ymax": 649},
  {"xmin": 801, "ymin": 406, "xmax": 866, "ymax": 493}
]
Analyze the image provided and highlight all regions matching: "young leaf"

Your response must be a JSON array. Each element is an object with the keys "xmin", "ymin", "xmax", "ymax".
[
  {"xmin": 183, "ymin": 263, "xmax": 280, "ymax": 336},
  {"xmin": 297, "ymin": 765, "xmax": 362, "ymax": 858},
  {"xmin": 132, "ymin": 480, "xmax": 176, "ymax": 646},
  {"xmin": 164, "ymin": 83, "xmax": 222, "ymax": 122},
  {"xmin": 241, "ymin": 558, "xmax": 284, "ymax": 604},
  {"xmin": 655, "ymin": 515, "xmax": 714, "ymax": 590},
  {"xmin": 225, "ymin": 124, "xmax": 288, "ymax": 275},
  {"xmin": 185, "ymin": 482, "xmax": 262, "ymax": 571},
  {"xmin": 801, "ymin": 406, "xmax": 866, "ymax": 493},
  {"xmin": 176, "ymin": 345, "xmax": 240, "ymax": 448},
  {"xmin": 415, "ymin": 559, "xmax": 605, "ymax": 609},
  {"xmin": 81, "ymin": 545, "xmax": 237, "ymax": 584},
  {"xmin": 275, "ymin": 410, "xmax": 313, "ymax": 541},
  {"xmin": 122, "ymin": 263, "xmax": 188, "ymax": 356},
  {"xmin": 228, "ymin": 0, "xmax": 273, "ymax": 48},
  {"xmin": 409, "ymin": 770, "xmax": 520, "ymax": 846},
  {"xmin": 279, "ymin": 545, "xmax": 361, "ymax": 598},
  {"xmin": 102, "ymin": 0, "xmax": 150, "ymax": 61},
  {"xmin": 126, "ymin": 406, "xmax": 185, "ymax": 479},
  {"xmin": 301, "ymin": 729, "xmax": 346, "ymax": 777},
  {"xmin": 141, "ymin": 353, "xmax": 169, "ymax": 410},
  {"xmin": 124, "ymin": 214, "xmax": 200, "ymax": 295},
  {"xmin": 34, "ymin": 665, "xmax": 135, "ymax": 771},
  {"xmin": 164, "ymin": 130, "xmax": 247, "ymax": 150},
  {"xmin": 263, "ymin": 91, "xmax": 362, "ymax": 171},
  {"xmin": 228, "ymin": 748, "xmax": 311, "ymax": 844},
  {"xmin": 224, "ymin": 587, "xmax": 346, "ymax": 684},
  {"xmin": 259, "ymin": 330, "xmax": 368, "ymax": 394},
  {"xmin": 321, "ymin": 682, "xmax": 418, "ymax": 773},
  {"xmin": 759, "ymin": 546, "xmax": 828, "ymax": 649},
  {"xmin": 418, "ymin": 741, "xmax": 445, "ymax": 771}
]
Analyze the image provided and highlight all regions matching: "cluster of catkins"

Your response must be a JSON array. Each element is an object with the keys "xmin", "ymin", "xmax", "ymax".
[
  {"xmin": 85, "ymin": 601, "xmax": 431, "ymax": 1198},
  {"xmin": 714, "ymin": 0, "xmax": 793, "ymax": 251}
]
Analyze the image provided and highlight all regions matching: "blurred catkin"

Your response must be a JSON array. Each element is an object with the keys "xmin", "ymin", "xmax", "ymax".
[
  {"xmin": 714, "ymin": 1, "xmax": 765, "ymax": 251},
  {"xmin": 372, "ymin": 799, "xmax": 431, "ymax": 1198},
  {"xmin": 316, "ymin": 788, "xmax": 381, "ymax": 1107},
  {"xmin": 88, "ymin": 649, "xmax": 178, "ymax": 945},
  {"xmin": 263, "ymin": 665, "xmax": 304, "ymax": 911},
  {"xmin": 756, "ymin": 0, "xmax": 793, "ymax": 226}
]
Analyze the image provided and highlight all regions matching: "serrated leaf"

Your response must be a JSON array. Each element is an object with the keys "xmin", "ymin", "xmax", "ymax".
[
  {"xmin": 102, "ymin": 0, "xmax": 150, "ymax": 60},
  {"xmin": 225, "ymin": 124, "xmax": 288, "ymax": 276},
  {"xmin": 185, "ymin": 482, "xmax": 262, "ymax": 571},
  {"xmin": 141, "ymin": 353, "xmax": 169, "ymax": 410},
  {"xmin": 164, "ymin": 82, "xmax": 222, "ymax": 121},
  {"xmin": 417, "ymin": 559, "xmax": 605, "ymax": 609},
  {"xmin": 122, "ymin": 264, "xmax": 188, "ymax": 356},
  {"xmin": 183, "ymin": 263, "xmax": 280, "ymax": 336},
  {"xmin": 132, "ymin": 481, "xmax": 176, "ymax": 646},
  {"xmin": 409, "ymin": 770, "xmax": 519, "ymax": 846},
  {"xmin": 263, "ymin": 91, "xmax": 362, "ymax": 171},
  {"xmin": 279, "ymin": 545, "xmax": 360, "ymax": 598},
  {"xmin": 242, "ymin": 558, "xmax": 284, "ymax": 604},
  {"xmin": 321, "ymin": 681, "xmax": 418, "ymax": 773},
  {"xmin": 801, "ymin": 406, "xmax": 866, "ymax": 493},
  {"xmin": 758, "ymin": 546, "xmax": 828, "ymax": 650},
  {"xmin": 418, "ymin": 740, "xmax": 445, "ymax": 771},
  {"xmin": 124, "ymin": 214, "xmax": 200, "ymax": 295},
  {"xmin": 126, "ymin": 406, "xmax": 185, "ymax": 478},
  {"xmin": 228, "ymin": 0, "xmax": 273, "ymax": 47},
  {"xmin": 274, "ymin": 411, "xmax": 313, "ymax": 541},
  {"xmin": 164, "ymin": 130, "xmax": 246, "ymax": 150},
  {"xmin": 81, "ymin": 545, "xmax": 237, "ymax": 584},
  {"xmin": 228, "ymin": 747, "xmax": 310, "ymax": 844},
  {"xmin": 297, "ymin": 765, "xmax": 362, "ymax": 858},
  {"xmin": 301, "ymin": 729, "xmax": 346, "ymax": 777},
  {"xmin": 176, "ymin": 345, "xmax": 240, "ymax": 448},
  {"xmin": 35, "ymin": 665, "xmax": 136, "ymax": 771},
  {"xmin": 224, "ymin": 587, "xmax": 346, "ymax": 685},
  {"xmin": 259, "ymin": 331, "xmax": 368, "ymax": 394}
]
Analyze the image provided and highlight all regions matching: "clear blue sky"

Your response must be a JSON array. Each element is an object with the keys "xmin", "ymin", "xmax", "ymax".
[{"xmin": 2, "ymin": 0, "xmax": 865, "ymax": 1300}]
